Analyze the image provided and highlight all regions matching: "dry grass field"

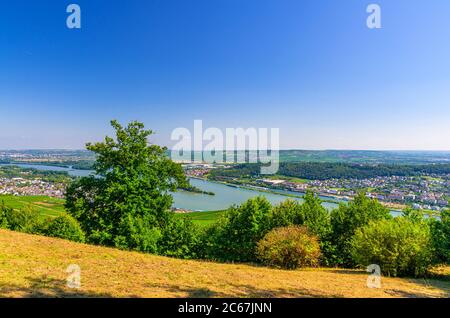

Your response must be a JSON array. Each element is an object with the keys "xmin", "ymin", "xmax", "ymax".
[{"xmin": 0, "ymin": 229, "xmax": 449, "ymax": 298}]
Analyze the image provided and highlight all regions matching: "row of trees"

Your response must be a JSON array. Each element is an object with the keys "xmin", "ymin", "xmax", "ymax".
[{"xmin": 197, "ymin": 193, "xmax": 449, "ymax": 276}]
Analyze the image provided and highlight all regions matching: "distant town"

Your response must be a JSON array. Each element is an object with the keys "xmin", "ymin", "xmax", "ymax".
[{"xmin": 0, "ymin": 177, "xmax": 65, "ymax": 198}]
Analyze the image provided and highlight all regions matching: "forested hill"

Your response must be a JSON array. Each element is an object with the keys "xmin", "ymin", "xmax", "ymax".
[{"xmin": 209, "ymin": 162, "xmax": 450, "ymax": 180}]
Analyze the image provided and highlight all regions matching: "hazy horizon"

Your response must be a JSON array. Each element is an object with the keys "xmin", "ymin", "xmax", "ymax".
[{"xmin": 1, "ymin": 148, "xmax": 450, "ymax": 153}]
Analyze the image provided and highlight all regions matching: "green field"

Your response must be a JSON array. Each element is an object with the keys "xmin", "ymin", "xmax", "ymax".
[
  {"xmin": 0, "ymin": 195, "xmax": 223, "ymax": 226},
  {"xmin": 0, "ymin": 195, "xmax": 66, "ymax": 219},
  {"xmin": 178, "ymin": 210, "xmax": 225, "ymax": 226}
]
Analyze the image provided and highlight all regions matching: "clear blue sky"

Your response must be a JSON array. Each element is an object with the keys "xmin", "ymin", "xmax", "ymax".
[{"xmin": 1, "ymin": 0, "xmax": 449, "ymax": 150}]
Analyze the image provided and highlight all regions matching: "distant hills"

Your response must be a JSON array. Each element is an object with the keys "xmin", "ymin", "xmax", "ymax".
[
  {"xmin": 278, "ymin": 150, "xmax": 450, "ymax": 164},
  {"xmin": 1, "ymin": 149, "xmax": 450, "ymax": 165}
]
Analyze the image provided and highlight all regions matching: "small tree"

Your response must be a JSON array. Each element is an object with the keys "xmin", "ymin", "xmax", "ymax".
[
  {"xmin": 45, "ymin": 214, "xmax": 85, "ymax": 243},
  {"xmin": 65, "ymin": 120, "xmax": 187, "ymax": 252},
  {"xmin": 158, "ymin": 215, "xmax": 201, "ymax": 259},
  {"xmin": 299, "ymin": 192, "xmax": 333, "ymax": 266},
  {"xmin": 330, "ymin": 192, "xmax": 391, "ymax": 266},
  {"xmin": 351, "ymin": 218, "xmax": 433, "ymax": 277},
  {"xmin": 262, "ymin": 192, "xmax": 331, "ymax": 239},
  {"xmin": 300, "ymin": 191, "xmax": 331, "ymax": 239},
  {"xmin": 203, "ymin": 196, "xmax": 272, "ymax": 262}
]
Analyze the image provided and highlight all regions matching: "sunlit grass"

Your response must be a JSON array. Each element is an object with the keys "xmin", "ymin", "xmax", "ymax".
[{"xmin": 0, "ymin": 229, "xmax": 448, "ymax": 298}]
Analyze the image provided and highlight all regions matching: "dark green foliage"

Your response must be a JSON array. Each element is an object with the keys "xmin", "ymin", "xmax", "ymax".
[
  {"xmin": 45, "ymin": 214, "xmax": 85, "ymax": 243},
  {"xmin": 299, "ymin": 192, "xmax": 333, "ymax": 266},
  {"xmin": 65, "ymin": 120, "xmax": 187, "ymax": 251},
  {"xmin": 158, "ymin": 215, "xmax": 201, "ymax": 259},
  {"xmin": 70, "ymin": 160, "xmax": 95, "ymax": 170},
  {"xmin": 299, "ymin": 192, "xmax": 331, "ymax": 239},
  {"xmin": 112, "ymin": 213, "xmax": 162, "ymax": 253},
  {"xmin": 261, "ymin": 192, "xmax": 331, "ymax": 238},
  {"xmin": 0, "ymin": 204, "xmax": 44, "ymax": 234},
  {"xmin": 329, "ymin": 192, "xmax": 392, "ymax": 266},
  {"xmin": 429, "ymin": 209, "xmax": 450, "ymax": 265},
  {"xmin": 351, "ymin": 218, "xmax": 433, "ymax": 277},
  {"xmin": 202, "ymin": 196, "xmax": 272, "ymax": 262},
  {"xmin": 263, "ymin": 199, "xmax": 303, "ymax": 230},
  {"xmin": 257, "ymin": 226, "xmax": 321, "ymax": 269}
]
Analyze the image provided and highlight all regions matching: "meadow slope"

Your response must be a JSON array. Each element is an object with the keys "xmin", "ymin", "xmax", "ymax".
[{"xmin": 0, "ymin": 229, "xmax": 449, "ymax": 298}]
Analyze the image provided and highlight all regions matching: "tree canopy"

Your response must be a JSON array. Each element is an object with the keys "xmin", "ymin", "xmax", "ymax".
[{"xmin": 65, "ymin": 120, "xmax": 187, "ymax": 251}]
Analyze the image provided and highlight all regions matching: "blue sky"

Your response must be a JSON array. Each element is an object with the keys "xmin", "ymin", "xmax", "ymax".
[{"xmin": 1, "ymin": 0, "xmax": 449, "ymax": 150}]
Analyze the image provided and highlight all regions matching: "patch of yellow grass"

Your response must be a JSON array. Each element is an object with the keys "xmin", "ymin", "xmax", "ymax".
[
  {"xmin": 0, "ymin": 229, "xmax": 448, "ymax": 298},
  {"xmin": 34, "ymin": 202, "xmax": 57, "ymax": 207}
]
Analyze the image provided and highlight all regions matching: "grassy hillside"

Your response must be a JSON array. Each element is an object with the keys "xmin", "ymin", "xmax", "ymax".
[{"xmin": 0, "ymin": 229, "xmax": 448, "ymax": 298}]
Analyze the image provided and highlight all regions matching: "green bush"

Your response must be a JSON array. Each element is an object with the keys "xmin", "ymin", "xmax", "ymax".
[
  {"xmin": 263, "ymin": 200, "xmax": 303, "ymax": 230},
  {"xmin": 158, "ymin": 215, "xmax": 201, "ymax": 259},
  {"xmin": 202, "ymin": 197, "xmax": 272, "ymax": 262},
  {"xmin": 257, "ymin": 226, "xmax": 321, "ymax": 269},
  {"xmin": 45, "ymin": 214, "xmax": 86, "ymax": 243},
  {"xmin": 350, "ymin": 218, "xmax": 433, "ymax": 277},
  {"xmin": 330, "ymin": 192, "xmax": 392, "ymax": 266},
  {"xmin": 262, "ymin": 192, "xmax": 331, "ymax": 239},
  {"xmin": 113, "ymin": 214, "xmax": 161, "ymax": 253},
  {"xmin": 2, "ymin": 205, "xmax": 44, "ymax": 234},
  {"xmin": 299, "ymin": 192, "xmax": 331, "ymax": 239},
  {"xmin": 429, "ymin": 209, "xmax": 450, "ymax": 265}
]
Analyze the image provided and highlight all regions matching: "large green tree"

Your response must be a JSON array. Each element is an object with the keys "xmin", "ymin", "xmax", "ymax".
[{"xmin": 65, "ymin": 120, "xmax": 187, "ymax": 252}]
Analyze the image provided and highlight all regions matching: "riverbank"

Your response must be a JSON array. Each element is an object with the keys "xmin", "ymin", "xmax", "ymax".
[{"xmin": 193, "ymin": 177, "xmax": 407, "ymax": 213}]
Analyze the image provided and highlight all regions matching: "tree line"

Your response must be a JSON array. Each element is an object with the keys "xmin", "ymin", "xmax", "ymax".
[{"xmin": 209, "ymin": 162, "xmax": 450, "ymax": 180}]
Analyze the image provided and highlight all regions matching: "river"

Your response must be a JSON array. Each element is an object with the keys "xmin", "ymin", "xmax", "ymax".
[
  {"xmin": 0, "ymin": 163, "xmax": 402, "ymax": 215},
  {"xmin": 172, "ymin": 178, "xmax": 342, "ymax": 211}
]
